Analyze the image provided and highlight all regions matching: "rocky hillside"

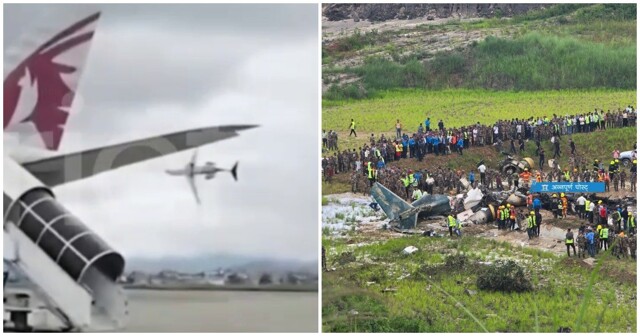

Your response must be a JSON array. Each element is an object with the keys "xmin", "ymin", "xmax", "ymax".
[{"xmin": 322, "ymin": 3, "xmax": 546, "ymax": 22}]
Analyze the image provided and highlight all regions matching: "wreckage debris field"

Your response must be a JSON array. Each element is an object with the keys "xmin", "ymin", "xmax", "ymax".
[{"xmin": 322, "ymin": 233, "xmax": 636, "ymax": 332}]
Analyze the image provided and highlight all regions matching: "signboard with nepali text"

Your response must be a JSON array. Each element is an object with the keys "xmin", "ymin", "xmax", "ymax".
[{"xmin": 530, "ymin": 182, "xmax": 605, "ymax": 193}]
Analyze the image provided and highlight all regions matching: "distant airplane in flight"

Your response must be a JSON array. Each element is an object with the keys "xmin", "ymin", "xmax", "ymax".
[{"xmin": 166, "ymin": 149, "xmax": 238, "ymax": 204}]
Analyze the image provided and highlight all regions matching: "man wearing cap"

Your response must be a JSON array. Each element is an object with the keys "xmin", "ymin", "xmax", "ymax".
[
  {"xmin": 551, "ymin": 194, "xmax": 560, "ymax": 219},
  {"xmin": 560, "ymin": 193, "xmax": 568, "ymax": 218},
  {"xmin": 527, "ymin": 211, "xmax": 536, "ymax": 240},
  {"xmin": 600, "ymin": 225, "xmax": 610, "ymax": 251}
]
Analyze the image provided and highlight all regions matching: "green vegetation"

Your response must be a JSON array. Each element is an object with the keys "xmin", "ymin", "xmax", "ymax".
[
  {"xmin": 323, "ymin": 4, "xmax": 636, "ymax": 99},
  {"xmin": 325, "ymin": 34, "xmax": 635, "ymax": 99},
  {"xmin": 323, "ymin": 89, "xmax": 636, "ymax": 132},
  {"xmin": 323, "ymin": 235, "xmax": 636, "ymax": 332}
]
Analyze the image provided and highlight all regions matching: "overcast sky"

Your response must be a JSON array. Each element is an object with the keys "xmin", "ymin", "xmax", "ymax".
[{"xmin": 4, "ymin": 4, "xmax": 319, "ymax": 261}]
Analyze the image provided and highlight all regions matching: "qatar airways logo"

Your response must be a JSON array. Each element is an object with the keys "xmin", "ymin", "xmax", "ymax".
[{"xmin": 3, "ymin": 12, "xmax": 100, "ymax": 151}]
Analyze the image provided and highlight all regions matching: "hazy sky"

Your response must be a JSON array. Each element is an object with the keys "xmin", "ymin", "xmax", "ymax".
[{"xmin": 4, "ymin": 4, "xmax": 319, "ymax": 261}]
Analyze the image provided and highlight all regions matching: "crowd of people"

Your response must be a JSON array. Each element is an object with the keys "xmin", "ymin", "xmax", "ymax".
[
  {"xmin": 321, "ymin": 107, "xmax": 637, "ymax": 199},
  {"xmin": 322, "ymin": 107, "xmax": 637, "ymax": 259}
]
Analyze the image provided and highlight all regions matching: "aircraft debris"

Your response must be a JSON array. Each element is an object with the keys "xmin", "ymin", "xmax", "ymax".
[
  {"xmin": 402, "ymin": 246, "xmax": 418, "ymax": 255},
  {"xmin": 371, "ymin": 182, "xmax": 451, "ymax": 230}
]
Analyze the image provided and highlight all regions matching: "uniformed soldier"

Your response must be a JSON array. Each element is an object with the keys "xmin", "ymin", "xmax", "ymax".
[{"xmin": 577, "ymin": 232, "xmax": 587, "ymax": 258}]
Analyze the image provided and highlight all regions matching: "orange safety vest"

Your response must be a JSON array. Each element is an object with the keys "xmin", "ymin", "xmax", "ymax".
[
  {"xmin": 519, "ymin": 172, "xmax": 531, "ymax": 183},
  {"xmin": 536, "ymin": 174, "xmax": 542, "ymax": 182}
]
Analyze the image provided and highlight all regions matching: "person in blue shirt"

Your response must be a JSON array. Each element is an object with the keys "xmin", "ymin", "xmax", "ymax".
[
  {"xmin": 433, "ymin": 136, "xmax": 440, "ymax": 156},
  {"xmin": 402, "ymin": 138, "xmax": 409, "ymax": 159},
  {"xmin": 533, "ymin": 197, "xmax": 542, "ymax": 214},
  {"xmin": 408, "ymin": 137, "xmax": 416, "ymax": 158},
  {"xmin": 469, "ymin": 171, "xmax": 475, "ymax": 186},
  {"xmin": 377, "ymin": 159, "xmax": 385, "ymax": 170},
  {"xmin": 457, "ymin": 138, "xmax": 464, "ymax": 155},
  {"xmin": 413, "ymin": 171, "xmax": 422, "ymax": 187},
  {"xmin": 585, "ymin": 229, "xmax": 596, "ymax": 257},
  {"xmin": 425, "ymin": 117, "xmax": 431, "ymax": 131}
]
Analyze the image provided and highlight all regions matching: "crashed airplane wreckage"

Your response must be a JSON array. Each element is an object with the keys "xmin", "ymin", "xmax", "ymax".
[
  {"xmin": 371, "ymin": 179, "xmax": 636, "ymax": 231},
  {"xmin": 371, "ymin": 182, "xmax": 451, "ymax": 230}
]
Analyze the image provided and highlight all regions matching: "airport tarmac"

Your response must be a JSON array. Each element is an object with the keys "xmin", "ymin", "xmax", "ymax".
[{"xmin": 123, "ymin": 289, "xmax": 318, "ymax": 332}]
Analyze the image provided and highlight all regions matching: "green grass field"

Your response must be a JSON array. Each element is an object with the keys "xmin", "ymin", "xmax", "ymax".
[
  {"xmin": 323, "ymin": 89, "xmax": 636, "ymax": 134},
  {"xmin": 323, "ymin": 235, "xmax": 637, "ymax": 332}
]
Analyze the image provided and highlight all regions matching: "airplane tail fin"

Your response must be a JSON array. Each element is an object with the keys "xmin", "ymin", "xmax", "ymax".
[
  {"xmin": 4, "ymin": 6, "xmax": 101, "ymax": 151},
  {"xmin": 370, "ymin": 182, "xmax": 418, "ymax": 229},
  {"xmin": 230, "ymin": 162, "xmax": 238, "ymax": 181}
]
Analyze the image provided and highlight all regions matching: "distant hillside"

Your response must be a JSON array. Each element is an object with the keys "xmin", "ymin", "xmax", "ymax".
[
  {"xmin": 322, "ymin": 4, "xmax": 637, "ymax": 99},
  {"xmin": 323, "ymin": 3, "xmax": 547, "ymax": 22},
  {"xmin": 126, "ymin": 253, "xmax": 317, "ymax": 275}
]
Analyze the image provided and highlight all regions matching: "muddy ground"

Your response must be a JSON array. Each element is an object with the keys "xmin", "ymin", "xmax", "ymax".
[{"xmin": 323, "ymin": 191, "xmax": 635, "ymax": 256}]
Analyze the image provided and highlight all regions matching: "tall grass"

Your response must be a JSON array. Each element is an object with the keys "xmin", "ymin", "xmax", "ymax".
[{"xmin": 327, "ymin": 32, "xmax": 636, "ymax": 99}]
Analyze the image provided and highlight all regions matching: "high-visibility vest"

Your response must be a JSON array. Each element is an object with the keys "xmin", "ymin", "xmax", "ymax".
[
  {"xmin": 566, "ymin": 237, "xmax": 574, "ymax": 244},
  {"xmin": 600, "ymin": 228, "xmax": 609, "ymax": 239},
  {"xmin": 564, "ymin": 171, "xmax": 570, "ymax": 180},
  {"xmin": 367, "ymin": 163, "xmax": 374, "ymax": 179},
  {"xmin": 448, "ymin": 215, "xmax": 456, "ymax": 227},
  {"xmin": 528, "ymin": 216, "xmax": 536, "ymax": 228},
  {"xmin": 402, "ymin": 177, "xmax": 410, "ymax": 187},
  {"xmin": 395, "ymin": 145, "xmax": 402, "ymax": 153},
  {"xmin": 350, "ymin": 121, "xmax": 355, "ymax": 130},
  {"xmin": 536, "ymin": 175, "xmax": 542, "ymax": 182},
  {"xmin": 630, "ymin": 216, "xmax": 636, "ymax": 228},
  {"xmin": 409, "ymin": 174, "xmax": 415, "ymax": 185},
  {"xmin": 464, "ymin": 131, "xmax": 468, "ymax": 139},
  {"xmin": 585, "ymin": 200, "xmax": 591, "ymax": 211}
]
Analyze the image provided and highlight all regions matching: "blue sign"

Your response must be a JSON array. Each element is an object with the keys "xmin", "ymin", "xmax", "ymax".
[{"xmin": 530, "ymin": 182, "xmax": 605, "ymax": 193}]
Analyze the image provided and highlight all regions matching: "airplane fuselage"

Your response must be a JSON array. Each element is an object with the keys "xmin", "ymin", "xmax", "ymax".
[{"xmin": 166, "ymin": 165, "xmax": 223, "ymax": 177}]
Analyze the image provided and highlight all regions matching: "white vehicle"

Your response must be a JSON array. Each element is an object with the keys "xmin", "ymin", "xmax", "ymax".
[{"xmin": 619, "ymin": 149, "xmax": 637, "ymax": 167}]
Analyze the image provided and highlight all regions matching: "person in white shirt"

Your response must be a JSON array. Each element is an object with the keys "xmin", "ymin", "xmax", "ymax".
[
  {"xmin": 576, "ymin": 195, "xmax": 586, "ymax": 219},
  {"xmin": 589, "ymin": 202, "xmax": 596, "ymax": 223},
  {"xmin": 478, "ymin": 163, "xmax": 487, "ymax": 185}
]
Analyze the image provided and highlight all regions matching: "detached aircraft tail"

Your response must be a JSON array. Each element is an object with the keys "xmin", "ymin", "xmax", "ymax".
[{"xmin": 370, "ymin": 182, "xmax": 418, "ymax": 229}]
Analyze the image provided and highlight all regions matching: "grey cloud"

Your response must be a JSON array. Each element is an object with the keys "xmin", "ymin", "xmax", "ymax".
[{"xmin": 6, "ymin": 4, "xmax": 319, "ymax": 261}]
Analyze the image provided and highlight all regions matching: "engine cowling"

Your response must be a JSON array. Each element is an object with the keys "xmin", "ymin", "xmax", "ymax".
[{"xmin": 3, "ymin": 156, "xmax": 124, "ymax": 283}]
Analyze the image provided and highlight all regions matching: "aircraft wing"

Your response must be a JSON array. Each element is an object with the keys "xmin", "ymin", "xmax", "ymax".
[
  {"xmin": 19, "ymin": 125, "xmax": 258, "ymax": 187},
  {"xmin": 186, "ymin": 174, "xmax": 201, "ymax": 204}
]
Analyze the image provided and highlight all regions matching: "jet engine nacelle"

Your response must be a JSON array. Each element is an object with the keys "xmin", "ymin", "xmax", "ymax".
[{"xmin": 3, "ymin": 156, "xmax": 127, "ymax": 330}]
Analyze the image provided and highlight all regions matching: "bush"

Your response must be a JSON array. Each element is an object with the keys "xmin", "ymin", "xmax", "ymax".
[{"xmin": 476, "ymin": 260, "xmax": 533, "ymax": 293}]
